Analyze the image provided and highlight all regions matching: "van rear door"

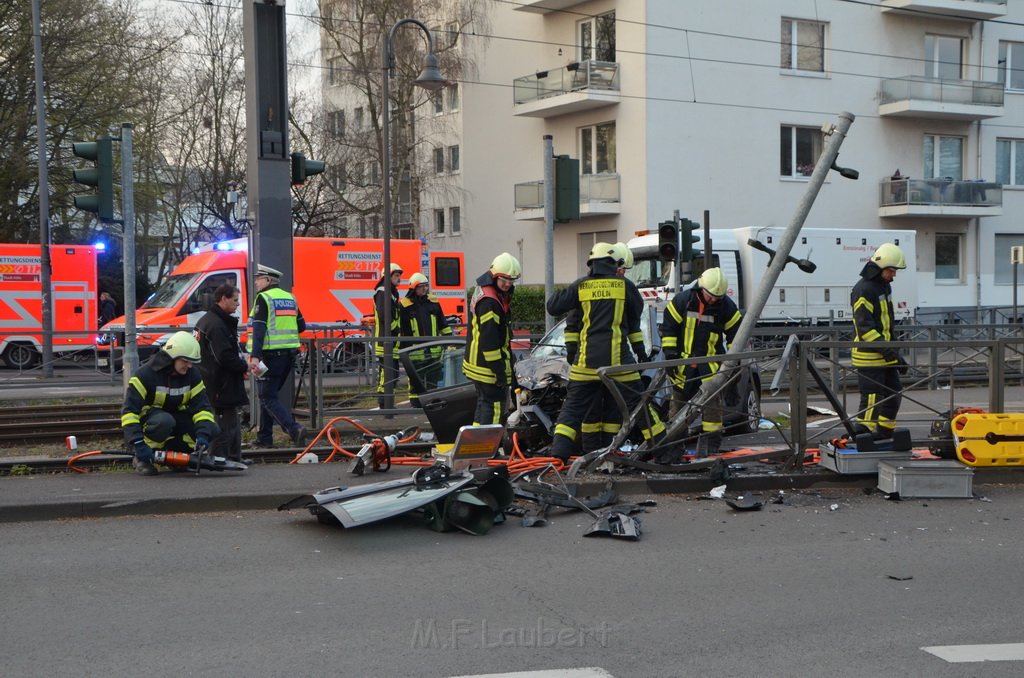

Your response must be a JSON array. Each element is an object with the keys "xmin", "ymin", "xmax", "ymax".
[{"xmin": 429, "ymin": 252, "xmax": 465, "ymax": 323}]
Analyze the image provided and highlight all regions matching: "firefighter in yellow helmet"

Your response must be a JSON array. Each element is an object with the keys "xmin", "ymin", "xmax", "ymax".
[
  {"xmin": 121, "ymin": 331, "xmax": 219, "ymax": 475},
  {"xmin": 463, "ymin": 253, "xmax": 520, "ymax": 426},
  {"xmin": 851, "ymin": 242, "xmax": 907, "ymax": 439},
  {"xmin": 547, "ymin": 242, "xmax": 664, "ymax": 462},
  {"xmin": 374, "ymin": 262, "xmax": 404, "ymax": 409},
  {"xmin": 659, "ymin": 267, "xmax": 743, "ymax": 459},
  {"xmin": 399, "ymin": 272, "xmax": 453, "ymax": 406}
]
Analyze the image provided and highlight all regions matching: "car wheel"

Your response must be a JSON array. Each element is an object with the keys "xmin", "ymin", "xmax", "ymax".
[
  {"xmin": 3, "ymin": 343, "xmax": 40, "ymax": 370},
  {"xmin": 733, "ymin": 381, "xmax": 762, "ymax": 435}
]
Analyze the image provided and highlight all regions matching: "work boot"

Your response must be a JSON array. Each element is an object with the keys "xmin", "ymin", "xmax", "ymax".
[
  {"xmin": 695, "ymin": 432, "xmax": 723, "ymax": 459},
  {"xmin": 133, "ymin": 457, "xmax": 159, "ymax": 476},
  {"xmin": 291, "ymin": 426, "xmax": 308, "ymax": 448},
  {"xmin": 254, "ymin": 437, "xmax": 275, "ymax": 449}
]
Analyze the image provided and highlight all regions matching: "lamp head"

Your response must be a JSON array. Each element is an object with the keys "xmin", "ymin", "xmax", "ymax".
[{"xmin": 414, "ymin": 53, "xmax": 447, "ymax": 91}]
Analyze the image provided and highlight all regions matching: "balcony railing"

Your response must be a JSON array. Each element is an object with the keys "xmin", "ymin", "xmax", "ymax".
[
  {"xmin": 879, "ymin": 178, "xmax": 1002, "ymax": 217},
  {"xmin": 513, "ymin": 60, "xmax": 619, "ymax": 106},
  {"xmin": 513, "ymin": 173, "xmax": 621, "ymax": 218},
  {"xmin": 880, "ymin": 76, "xmax": 1003, "ymax": 107},
  {"xmin": 879, "ymin": 0, "xmax": 1006, "ymax": 20}
]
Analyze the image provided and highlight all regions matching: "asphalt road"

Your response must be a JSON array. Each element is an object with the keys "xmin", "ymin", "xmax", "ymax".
[{"xmin": 4, "ymin": 488, "xmax": 1024, "ymax": 677}]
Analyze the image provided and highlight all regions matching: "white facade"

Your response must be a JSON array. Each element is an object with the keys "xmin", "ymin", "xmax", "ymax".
[{"xmin": 325, "ymin": 0, "xmax": 1024, "ymax": 312}]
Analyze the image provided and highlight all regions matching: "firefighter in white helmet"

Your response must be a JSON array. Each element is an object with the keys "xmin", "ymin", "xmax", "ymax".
[
  {"xmin": 374, "ymin": 262, "xmax": 404, "ymax": 409},
  {"xmin": 851, "ymin": 242, "xmax": 907, "ymax": 439},
  {"xmin": 659, "ymin": 267, "xmax": 743, "ymax": 459},
  {"xmin": 399, "ymin": 272, "xmax": 453, "ymax": 405}
]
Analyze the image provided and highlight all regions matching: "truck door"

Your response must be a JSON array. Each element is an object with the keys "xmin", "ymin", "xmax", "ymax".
[
  {"xmin": 429, "ymin": 253, "xmax": 466, "ymax": 324},
  {"xmin": 53, "ymin": 282, "xmax": 91, "ymax": 348},
  {"xmin": 180, "ymin": 271, "xmax": 242, "ymax": 327}
]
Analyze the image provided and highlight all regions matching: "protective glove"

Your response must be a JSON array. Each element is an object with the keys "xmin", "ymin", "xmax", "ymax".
[
  {"xmin": 633, "ymin": 345, "xmax": 650, "ymax": 364},
  {"xmin": 881, "ymin": 348, "xmax": 900, "ymax": 363},
  {"xmin": 194, "ymin": 435, "xmax": 210, "ymax": 452},
  {"xmin": 133, "ymin": 439, "xmax": 155, "ymax": 464},
  {"xmin": 896, "ymin": 355, "xmax": 909, "ymax": 376},
  {"xmin": 565, "ymin": 345, "xmax": 578, "ymax": 365}
]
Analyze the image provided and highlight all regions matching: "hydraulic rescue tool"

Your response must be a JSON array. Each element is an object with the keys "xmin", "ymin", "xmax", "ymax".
[{"xmin": 350, "ymin": 429, "xmax": 412, "ymax": 476}]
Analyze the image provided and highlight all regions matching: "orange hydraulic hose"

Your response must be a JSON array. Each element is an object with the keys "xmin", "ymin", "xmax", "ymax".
[{"xmin": 67, "ymin": 450, "xmax": 131, "ymax": 474}]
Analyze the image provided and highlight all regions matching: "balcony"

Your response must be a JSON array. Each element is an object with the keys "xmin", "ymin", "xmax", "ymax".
[
  {"xmin": 878, "ymin": 76, "xmax": 1003, "ymax": 120},
  {"xmin": 513, "ymin": 61, "xmax": 620, "ymax": 118},
  {"xmin": 513, "ymin": 0, "xmax": 590, "ymax": 13},
  {"xmin": 879, "ymin": 0, "xmax": 1007, "ymax": 20},
  {"xmin": 879, "ymin": 178, "xmax": 1002, "ymax": 218},
  {"xmin": 513, "ymin": 173, "xmax": 621, "ymax": 221}
]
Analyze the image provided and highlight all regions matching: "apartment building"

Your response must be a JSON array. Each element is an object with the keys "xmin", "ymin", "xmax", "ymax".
[{"xmin": 324, "ymin": 0, "xmax": 1024, "ymax": 312}]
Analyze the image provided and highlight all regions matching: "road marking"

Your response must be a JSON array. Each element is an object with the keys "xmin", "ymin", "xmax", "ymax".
[
  {"xmin": 450, "ymin": 669, "xmax": 614, "ymax": 678},
  {"xmin": 923, "ymin": 643, "xmax": 1024, "ymax": 663}
]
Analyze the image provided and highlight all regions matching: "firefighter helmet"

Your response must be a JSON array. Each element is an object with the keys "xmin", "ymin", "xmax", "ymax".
[
  {"xmin": 698, "ymin": 267, "xmax": 728, "ymax": 297},
  {"xmin": 871, "ymin": 242, "xmax": 907, "ymax": 270},
  {"xmin": 162, "ymin": 331, "xmax": 201, "ymax": 362},
  {"xmin": 409, "ymin": 272, "xmax": 429, "ymax": 289},
  {"xmin": 489, "ymin": 252, "xmax": 522, "ymax": 280},
  {"xmin": 587, "ymin": 242, "xmax": 618, "ymax": 264},
  {"xmin": 379, "ymin": 262, "xmax": 404, "ymax": 277},
  {"xmin": 611, "ymin": 242, "xmax": 634, "ymax": 269}
]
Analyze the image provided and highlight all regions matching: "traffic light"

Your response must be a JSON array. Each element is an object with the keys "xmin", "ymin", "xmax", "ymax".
[
  {"xmin": 291, "ymin": 152, "xmax": 326, "ymax": 186},
  {"xmin": 658, "ymin": 220, "xmax": 677, "ymax": 261},
  {"xmin": 680, "ymin": 218, "xmax": 701, "ymax": 262},
  {"xmin": 72, "ymin": 137, "xmax": 114, "ymax": 221},
  {"xmin": 554, "ymin": 155, "xmax": 580, "ymax": 222}
]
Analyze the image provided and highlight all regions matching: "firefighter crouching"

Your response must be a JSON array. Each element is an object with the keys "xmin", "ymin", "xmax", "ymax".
[
  {"xmin": 463, "ymin": 253, "xmax": 521, "ymax": 426},
  {"xmin": 121, "ymin": 331, "xmax": 219, "ymax": 476},
  {"xmin": 660, "ymin": 267, "xmax": 742, "ymax": 458},
  {"xmin": 851, "ymin": 242, "xmax": 907, "ymax": 440},
  {"xmin": 399, "ymin": 272, "xmax": 453, "ymax": 407},
  {"xmin": 547, "ymin": 242, "xmax": 664, "ymax": 462}
]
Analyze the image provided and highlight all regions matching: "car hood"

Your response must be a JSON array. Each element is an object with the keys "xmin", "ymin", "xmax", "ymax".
[{"xmin": 514, "ymin": 355, "xmax": 569, "ymax": 390}]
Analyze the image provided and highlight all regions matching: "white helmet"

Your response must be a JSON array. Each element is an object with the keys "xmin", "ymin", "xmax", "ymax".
[
  {"xmin": 489, "ymin": 252, "xmax": 522, "ymax": 280},
  {"xmin": 611, "ymin": 242, "xmax": 634, "ymax": 269},
  {"xmin": 162, "ymin": 331, "xmax": 201, "ymax": 361},
  {"xmin": 587, "ymin": 242, "xmax": 617, "ymax": 264},
  {"xmin": 698, "ymin": 267, "xmax": 728, "ymax": 297},
  {"xmin": 408, "ymin": 272, "xmax": 429, "ymax": 289},
  {"xmin": 871, "ymin": 243, "xmax": 907, "ymax": 270}
]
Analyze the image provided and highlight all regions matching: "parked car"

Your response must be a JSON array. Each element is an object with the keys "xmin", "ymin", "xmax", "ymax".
[{"xmin": 400, "ymin": 313, "xmax": 762, "ymax": 450}]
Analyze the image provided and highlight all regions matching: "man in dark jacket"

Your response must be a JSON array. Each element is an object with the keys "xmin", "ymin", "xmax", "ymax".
[
  {"xmin": 546, "ymin": 243, "xmax": 664, "ymax": 462},
  {"xmin": 463, "ymin": 252, "xmax": 520, "ymax": 426},
  {"xmin": 121, "ymin": 331, "xmax": 219, "ymax": 475},
  {"xmin": 195, "ymin": 283, "xmax": 249, "ymax": 462},
  {"xmin": 851, "ymin": 242, "xmax": 907, "ymax": 439},
  {"xmin": 660, "ymin": 267, "xmax": 742, "ymax": 458},
  {"xmin": 399, "ymin": 272, "xmax": 453, "ymax": 406},
  {"xmin": 374, "ymin": 263, "xmax": 403, "ymax": 409}
]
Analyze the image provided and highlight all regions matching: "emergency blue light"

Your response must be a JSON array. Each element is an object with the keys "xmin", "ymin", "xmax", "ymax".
[
  {"xmin": 93, "ymin": 241, "xmax": 106, "ymax": 251},
  {"xmin": 214, "ymin": 242, "xmax": 233, "ymax": 251}
]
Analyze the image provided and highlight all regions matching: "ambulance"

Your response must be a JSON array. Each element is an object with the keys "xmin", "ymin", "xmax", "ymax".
[
  {"xmin": 99, "ymin": 237, "xmax": 466, "ymax": 363},
  {"xmin": 0, "ymin": 243, "xmax": 99, "ymax": 369}
]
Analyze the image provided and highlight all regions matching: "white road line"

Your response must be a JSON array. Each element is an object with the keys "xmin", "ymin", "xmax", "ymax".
[
  {"xmin": 450, "ymin": 669, "xmax": 614, "ymax": 678},
  {"xmin": 923, "ymin": 643, "xmax": 1024, "ymax": 663}
]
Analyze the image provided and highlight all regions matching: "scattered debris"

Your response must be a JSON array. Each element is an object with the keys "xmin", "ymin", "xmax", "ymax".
[
  {"xmin": 725, "ymin": 495, "xmax": 764, "ymax": 511},
  {"xmin": 709, "ymin": 484, "xmax": 727, "ymax": 499},
  {"xmin": 887, "ymin": 575, "xmax": 913, "ymax": 581}
]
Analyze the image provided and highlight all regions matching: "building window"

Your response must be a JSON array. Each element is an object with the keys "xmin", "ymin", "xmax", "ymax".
[
  {"xmin": 925, "ymin": 35, "xmax": 963, "ymax": 79},
  {"xmin": 368, "ymin": 161, "xmax": 379, "ymax": 186},
  {"xmin": 448, "ymin": 145, "xmax": 460, "ymax": 173},
  {"xmin": 327, "ymin": 110, "xmax": 345, "ymax": 138},
  {"xmin": 434, "ymin": 208, "xmax": 445, "ymax": 234},
  {"xmin": 353, "ymin": 162, "xmax": 365, "ymax": 185},
  {"xmin": 924, "ymin": 134, "xmax": 963, "ymax": 180},
  {"xmin": 327, "ymin": 165, "xmax": 345, "ymax": 191},
  {"xmin": 995, "ymin": 233, "xmax": 1024, "ymax": 284},
  {"xmin": 432, "ymin": 92, "xmax": 443, "ymax": 115},
  {"xmin": 433, "ymin": 147, "xmax": 445, "ymax": 174},
  {"xmin": 370, "ymin": 216, "xmax": 380, "ymax": 238},
  {"xmin": 780, "ymin": 125, "xmax": 822, "ymax": 178},
  {"xmin": 781, "ymin": 18, "xmax": 826, "ymax": 73},
  {"xmin": 998, "ymin": 41, "xmax": 1024, "ymax": 90},
  {"xmin": 996, "ymin": 138, "xmax": 1024, "ymax": 185},
  {"xmin": 578, "ymin": 12, "xmax": 615, "ymax": 62},
  {"xmin": 339, "ymin": 217, "xmax": 348, "ymax": 236},
  {"xmin": 447, "ymin": 83, "xmax": 460, "ymax": 112},
  {"xmin": 446, "ymin": 21, "xmax": 459, "ymax": 48},
  {"xmin": 354, "ymin": 106, "xmax": 364, "ymax": 130},
  {"xmin": 935, "ymin": 233, "xmax": 962, "ymax": 282},
  {"xmin": 357, "ymin": 217, "xmax": 366, "ymax": 238},
  {"xmin": 580, "ymin": 122, "xmax": 616, "ymax": 174},
  {"xmin": 328, "ymin": 56, "xmax": 343, "ymax": 86},
  {"xmin": 450, "ymin": 206, "xmax": 461, "ymax": 234}
]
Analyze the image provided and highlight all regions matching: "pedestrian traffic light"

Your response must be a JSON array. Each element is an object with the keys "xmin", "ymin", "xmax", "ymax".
[
  {"xmin": 680, "ymin": 218, "xmax": 701, "ymax": 262},
  {"xmin": 291, "ymin": 152, "xmax": 326, "ymax": 186},
  {"xmin": 658, "ymin": 220, "xmax": 677, "ymax": 261},
  {"xmin": 72, "ymin": 137, "xmax": 114, "ymax": 221}
]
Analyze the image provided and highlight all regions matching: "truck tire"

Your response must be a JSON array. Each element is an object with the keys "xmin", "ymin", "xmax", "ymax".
[{"xmin": 3, "ymin": 343, "xmax": 40, "ymax": 370}]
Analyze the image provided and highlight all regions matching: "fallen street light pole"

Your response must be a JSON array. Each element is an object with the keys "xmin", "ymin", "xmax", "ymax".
[{"xmin": 568, "ymin": 111, "xmax": 858, "ymax": 479}]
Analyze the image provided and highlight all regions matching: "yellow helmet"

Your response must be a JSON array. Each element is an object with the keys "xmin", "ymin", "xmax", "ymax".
[
  {"xmin": 162, "ymin": 331, "xmax": 201, "ymax": 361},
  {"xmin": 871, "ymin": 243, "xmax": 907, "ymax": 270},
  {"xmin": 379, "ymin": 262, "xmax": 404, "ymax": 277},
  {"xmin": 409, "ymin": 272, "xmax": 429, "ymax": 289},
  {"xmin": 489, "ymin": 252, "xmax": 522, "ymax": 280},
  {"xmin": 611, "ymin": 242, "xmax": 634, "ymax": 269},
  {"xmin": 587, "ymin": 242, "xmax": 617, "ymax": 264},
  {"xmin": 698, "ymin": 267, "xmax": 728, "ymax": 297}
]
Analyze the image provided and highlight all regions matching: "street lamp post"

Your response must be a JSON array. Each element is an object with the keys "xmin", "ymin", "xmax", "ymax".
[{"xmin": 380, "ymin": 18, "xmax": 447, "ymax": 410}]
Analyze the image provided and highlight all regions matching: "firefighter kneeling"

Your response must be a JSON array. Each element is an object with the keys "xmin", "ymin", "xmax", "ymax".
[{"xmin": 120, "ymin": 331, "xmax": 220, "ymax": 476}]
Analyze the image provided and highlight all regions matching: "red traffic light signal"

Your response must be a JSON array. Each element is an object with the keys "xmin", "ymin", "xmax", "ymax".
[{"xmin": 658, "ymin": 221, "xmax": 677, "ymax": 261}]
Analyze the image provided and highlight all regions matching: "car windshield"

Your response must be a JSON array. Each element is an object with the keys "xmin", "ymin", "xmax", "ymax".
[
  {"xmin": 626, "ymin": 256, "xmax": 670, "ymax": 289},
  {"xmin": 531, "ymin": 307, "xmax": 661, "ymax": 358},
  {"xmin": 141, "ymin": 273, "xmax": 199, "ymax": 309}
]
